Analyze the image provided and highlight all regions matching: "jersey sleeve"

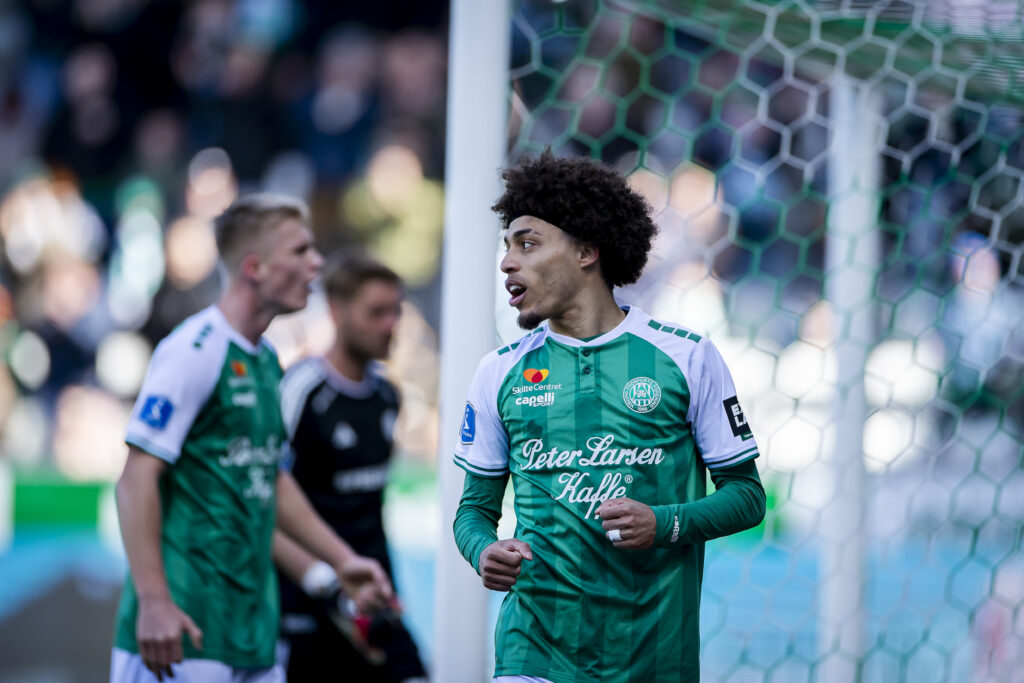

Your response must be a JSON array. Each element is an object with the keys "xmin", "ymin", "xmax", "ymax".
[
  {"xmin": 279, "ymin": 359, "xmax": 322, "ymax": 443},
  {"xmin": 687, "ymin": 339, "xmax": 759, "ymax": 469},
  {"xmin": 125, "ymin": 331, "xmax": 222, "ymax": 465},
  {"xmin": 452, "ymin": 353, "xmax": 510, "ymax": 477}
]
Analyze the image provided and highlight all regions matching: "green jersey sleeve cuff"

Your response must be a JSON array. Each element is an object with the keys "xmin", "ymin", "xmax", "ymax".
[
  {"xmin": 651, "ymin": 503, "xmax": 685, "ymax": 546},
  {"xmin": 705, "ymin": 447, "xmax": 759, "ymax": 469}
]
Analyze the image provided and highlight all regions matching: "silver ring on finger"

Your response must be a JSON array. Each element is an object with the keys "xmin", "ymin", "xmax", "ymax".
[{"xmin": 607, "ymin": 528, "xmax": 622, "ymax": 542}]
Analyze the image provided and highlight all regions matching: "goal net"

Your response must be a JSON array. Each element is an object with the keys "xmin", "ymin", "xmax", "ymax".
[{"xmin": 499, "ymin": 1, "xmax": 1024, "ymax": 680}]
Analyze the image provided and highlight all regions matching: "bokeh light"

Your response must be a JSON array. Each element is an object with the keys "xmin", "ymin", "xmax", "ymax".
[
  {"xmin": 95, "ymin": 332, "xmax": 152, "ymax": 398},
  {"xmin": 108, "ymin": 208, "xmax": 165, "ymax": 328},
  {"xmin": 53, "ymin": 385, "xmax": 130, "ymax": 482},
  {"xmin": 8, "ymin": 329, "xmax": 50, "ymax": 390},
  {"xmin": 0, "ymin": 174, "xmax": 107, "ymax": 274},
  {"xmin": 165, "ymin": 216, "xmax": 218, "ymax": 289},
  {"xmin": 186, "ymin": 147, "xmax": 238, "ymax": 218},
  {"xmin": 1, "ymin": 397, "xmax": 48, "ymax": 466},
  {"xmin": 41, "ymin": 251, "xmax": 102, "ymax": 330}
]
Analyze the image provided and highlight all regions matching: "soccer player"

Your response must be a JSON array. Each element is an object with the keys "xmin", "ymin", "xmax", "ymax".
[
  {"xmin": 111, "ymin": 194, "xmax": 392, "ymax": 683},
  {"xmin": 275, "ymin": 253, "xmax": 427, "ymax": 681},
  {"xmin": 453, "ymin": 152, "xmax": 767, "ymax": 682}
]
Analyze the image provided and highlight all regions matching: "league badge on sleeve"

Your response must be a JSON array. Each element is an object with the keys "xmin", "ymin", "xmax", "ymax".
[
  {"xmin": 723, "ymin": 396, "xmax": 752, "ymax": 439},
  {"xmin": 460, "ymin": 402, "xmax": 476, "ymax": 445},
  {"xmin": 140, "ymin": 395, "xmax": 175, "ymax": 430}
]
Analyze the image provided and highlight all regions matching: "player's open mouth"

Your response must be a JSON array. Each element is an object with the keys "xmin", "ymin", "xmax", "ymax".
[{"xmin": 506, "ymin": 280, "xmax": 526, "ymax": 307}]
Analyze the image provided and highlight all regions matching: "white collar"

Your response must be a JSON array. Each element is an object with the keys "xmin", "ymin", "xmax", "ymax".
[
  {"xmin": 544, "ymin": 305, "xmax": 642, "ymax": 348},
  {"xmin": 209, "ymin": 305, "xmax": 264, "ymax": 355},
  {"xmin": 318, "ymin": 357, "xmax": 377, "ymax": 398}
]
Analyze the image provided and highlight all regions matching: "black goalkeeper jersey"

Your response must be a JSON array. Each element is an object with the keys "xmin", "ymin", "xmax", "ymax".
[{"xmin": 278, "ymin": 357, "xmax": 400, "ymax": 614}]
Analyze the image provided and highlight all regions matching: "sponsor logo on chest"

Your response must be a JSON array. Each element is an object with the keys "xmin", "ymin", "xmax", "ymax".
[
  {"xmin": 333, "ymin": 464, "xmax": 390, "ymax": 493},
  {"xmin": 519, "ymin": 434, "xmax": 666, "ymax": 519},
  {"xmin": 228, "ymin": 360, "xmax": 256, "ymax": 389},
  {"xmin": 515, "ymin": 392, "xmax": 555, "ymax": 408},
  {"xmin": 219, "ymin": 435, "xmax": 287, "ymax": 506},
  {"xmin": 231, "ymin": 391, "xmax": 257, "ymax": 407},
  {"xmin": 511, "ymin": 368, "xmax": 562, "ymax": 407}
]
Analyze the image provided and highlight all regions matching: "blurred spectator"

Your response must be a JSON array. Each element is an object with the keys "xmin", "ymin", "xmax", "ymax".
[
  {"xmin": 938, "ymin": 232, "xmax": 1024, "ymax": 420},
  {"xmin": 0, "ymin": 1, "xmax": 449, "ymax": 482}
]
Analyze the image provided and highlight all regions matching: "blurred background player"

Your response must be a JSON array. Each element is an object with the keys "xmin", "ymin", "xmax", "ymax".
[
  {"xmin": 112, "ymin": 195, "xmax": 392, "ymax": 682},
  {"xmin": 453, "ymin": 153, "xmax": 767, "ymax": 682},
  {"xmin": 276, "ymin": 253, "xmax": 427, "ymax": 682}
]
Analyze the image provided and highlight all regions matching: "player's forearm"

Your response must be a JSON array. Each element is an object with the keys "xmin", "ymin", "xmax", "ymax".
[
  {"xmin": 275, "ymin": 470, "xmax": 357, "ymax": 568},
  {"xmin": 272, "ymin": 530, "xmax": 318, "ymax": 584},
  {"xmin": 115, "ymin": 455, "xmax": 171, "ymax": 601},
  {"xmin": 650, "ymin": 459, "xmax": 766, "ymax": 546},
  {"xmin": 453, "ymin": 471, "xmax": 507, "ymax": 573}
]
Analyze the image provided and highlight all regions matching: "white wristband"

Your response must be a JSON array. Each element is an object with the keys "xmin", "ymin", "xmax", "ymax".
[{"xmin": 301, "ymin": 560, "xmax": 339, "ymax": 598}]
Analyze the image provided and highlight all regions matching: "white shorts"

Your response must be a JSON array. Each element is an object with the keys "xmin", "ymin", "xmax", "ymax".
[
  {"xmin": 494, "ymin": 677, "xmax": 554, "ymax": 683},
  {"xmin": 111, "ymin": 648, "xmax": 285, "ymax": 683}
]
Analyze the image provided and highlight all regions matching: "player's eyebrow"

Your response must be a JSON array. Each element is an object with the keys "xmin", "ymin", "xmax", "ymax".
[{"xmin": 504, "ymin": 227, "xmax": 539, "ymax": 247}]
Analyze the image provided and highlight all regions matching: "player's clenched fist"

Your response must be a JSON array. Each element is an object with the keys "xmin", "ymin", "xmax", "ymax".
[
  {"xmin": 336, "ymin": 555, "xmax": 394, "ymax": 614},
  {"xmin": 136, "ymin": 596, "xmax": 203, "ymax": 681},
  {"xmin": 597, "ymin": 497, "xmax": 657, "ymax": 550},
  {"xmin": 479, "ymin": 539, "xmax": 533, "ymax": 591}
]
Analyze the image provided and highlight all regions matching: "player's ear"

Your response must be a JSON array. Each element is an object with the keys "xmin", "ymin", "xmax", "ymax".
[
  {"xmin": 578, "ymin": 241, "xmax": 599, "ymax": 269},
  {"xmin": 239, "ymin": 251, "xmax": 264, "ymax": 281},
  {"xmin": 327, "ymin": 298, "xmax": 344, "ymax": 323}
]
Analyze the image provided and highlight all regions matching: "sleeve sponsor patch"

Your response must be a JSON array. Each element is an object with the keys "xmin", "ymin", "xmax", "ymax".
[
  {"xmin": 722, "ymin": 396, "xmax": 751, "ymax": 438},
  {"xmin": 139, "ymin": 395, "xmax": 175, "ymax": 430},
  {"xmin": 460, "ymin": 402, "xmax": 476, "ymax": 445}
]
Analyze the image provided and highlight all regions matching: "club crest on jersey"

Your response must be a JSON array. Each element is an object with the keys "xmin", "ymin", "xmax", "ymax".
[
  {"xmin": 622, "ymin": 377, "xmax": 661, "ymax": 413},
  {"xmin": 139, "ymin": 395, "xmax": 174, "ymax": 429},
  {"xmin": 523, "ymin": 368, "xmax": 549, "ymax": 384},
  {"xmin": 460, "ymin": 402, "xmax": 476, "ymax": 444}
]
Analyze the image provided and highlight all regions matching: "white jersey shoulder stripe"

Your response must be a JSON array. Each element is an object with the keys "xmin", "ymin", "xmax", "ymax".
[
  {"xmin": 451, "ymin": 329, "xmax": 546, "ymax": 477},
  {"xmin": 628, "ymin": 309, "xmax": 760, "ymax": 469},
  {"xmin": 280, "ymin": 357, "xmax": 326, "ymax": 441},
  {"xmin": 124, "ymin": 306, "xmax": 230, "ymax": 464},
  {"xmin": 486, "ymin": 328, "xmax": 550, "ymax": 385}
]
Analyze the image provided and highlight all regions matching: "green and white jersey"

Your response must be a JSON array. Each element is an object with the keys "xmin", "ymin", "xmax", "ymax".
[
  {"xmin": 115, "ymin": 305, "xmax": 288, "ymax": 668},
  {"xmin": 454, "ymin": 306, "xmax": 758, "ymax": 683}
]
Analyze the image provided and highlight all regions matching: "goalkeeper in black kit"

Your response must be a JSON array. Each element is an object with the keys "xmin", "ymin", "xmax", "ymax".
[{"xmin": 274, "ymin": 253, "xmax": 427, "ymax": 682}]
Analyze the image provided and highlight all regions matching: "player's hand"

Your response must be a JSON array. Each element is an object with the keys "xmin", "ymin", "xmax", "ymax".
[
  {"xmin": 136, "ymin": 595, "xmax": 203, "ymax": 681},
  {"xmin": 479, "ymin": 539, "xmax": 533, "ymax": 592},
  {"xmin": 336, "ymin": 556, "xmax": 393, "ymax": 614},
  {"xmin": 597, "ymin": 497, "xmax": 657, "ymax": 550}
]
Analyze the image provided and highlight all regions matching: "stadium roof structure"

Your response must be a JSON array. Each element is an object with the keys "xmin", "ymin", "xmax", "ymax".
[{"xmin": 630, "ymin": 0, "xmax": 1024, "ymax": 103}]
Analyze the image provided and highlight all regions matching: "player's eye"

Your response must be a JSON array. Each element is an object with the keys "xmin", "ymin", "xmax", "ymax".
[{"xmin": 522, "ymin": 240, "xmax": 535, "ymax": 250}]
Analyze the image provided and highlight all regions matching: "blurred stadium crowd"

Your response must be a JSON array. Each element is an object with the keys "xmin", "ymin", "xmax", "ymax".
[{"xmin": 0, "ymin": 0, "xmax": 448, "ymax": 483}]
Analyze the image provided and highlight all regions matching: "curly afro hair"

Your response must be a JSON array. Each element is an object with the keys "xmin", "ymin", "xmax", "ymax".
[{"xmin": 491, "ymin": 151, "xmax": 657, "ymax": 289}]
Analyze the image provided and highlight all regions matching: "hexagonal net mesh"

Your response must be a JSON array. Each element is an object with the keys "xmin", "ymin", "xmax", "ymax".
[{"xmin": 495, "ymin": 1, "xmax": 1024, "ymax": 680}]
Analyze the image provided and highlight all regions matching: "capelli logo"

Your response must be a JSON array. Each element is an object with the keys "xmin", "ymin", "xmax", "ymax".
[
  {"xmin": 515, "ymin": 392, "xmax": 555, "ymax": 408},
  {"xmin": 523, "ymin": 368, "xmax": 549, "ymax": 384}
]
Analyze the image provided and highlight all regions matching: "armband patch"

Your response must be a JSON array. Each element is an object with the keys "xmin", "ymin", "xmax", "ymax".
[
  {"xmin": 139, "ymin": 395, "xmax": 175, "ymax": 430},
  {"xmin": 460, "ymin": 402, "xmax": 476, "ymax": 445},
  {"xmin": 723, "ymin": 396, "xmax": 752, "ymax": 438}
]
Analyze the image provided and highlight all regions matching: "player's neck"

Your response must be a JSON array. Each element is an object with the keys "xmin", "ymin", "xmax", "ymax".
[
  {"xmin": 217, "ymin": 286, "xmax": 274, "ymax": 346},
  {"xmin": 547, "ymin": 286, "xmax": 625, "ymax": 340},
  {"xmin": 325, "ymin": 344, "xmax": 367, "ymax": 383}
]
